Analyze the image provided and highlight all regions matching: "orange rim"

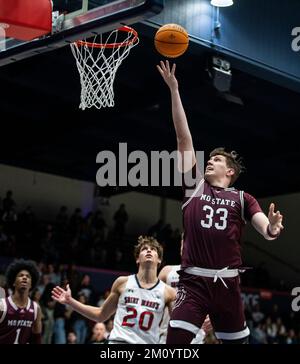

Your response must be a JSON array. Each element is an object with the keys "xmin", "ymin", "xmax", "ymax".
[{"xmin": 74, "ymin": 26, "xmax": 138, "ymax": 48}]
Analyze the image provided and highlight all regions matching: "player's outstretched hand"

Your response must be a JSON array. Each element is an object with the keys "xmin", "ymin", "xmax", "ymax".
[
  {"xmin": 268, "ymin": 203, "xmax": 284, "ymax": 235},
  {"xmin": 157, "ymin": 60, "xmax": 178, "ymax": 91},
  {"xmin": 51, "ymin": 284, "xmax": 72, "ymax": 305}
]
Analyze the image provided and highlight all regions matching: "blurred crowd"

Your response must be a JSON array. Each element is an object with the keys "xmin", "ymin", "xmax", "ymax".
[
  {"xmin": 1, "ymin": 189, "xmax": 299, "ymax": 344},
  {"xmin": 0, "ymin": 190, "xmax": 182, "ymax": 270}
]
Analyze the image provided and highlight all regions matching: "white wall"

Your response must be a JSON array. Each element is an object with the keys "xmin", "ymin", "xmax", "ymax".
[{"xmin": 0, "ymin": 164, "xmax": 95, "ymax": 220}]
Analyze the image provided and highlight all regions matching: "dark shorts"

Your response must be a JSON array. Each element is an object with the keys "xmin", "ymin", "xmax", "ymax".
[{"xmin": 169, "ymin": 270, "xmax": 249, "ymax": 341}]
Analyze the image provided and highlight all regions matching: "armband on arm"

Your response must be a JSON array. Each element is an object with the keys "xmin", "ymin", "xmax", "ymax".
[{"xmin": 267, "ymin": 224, "xmax": 280, "ymax": 238}]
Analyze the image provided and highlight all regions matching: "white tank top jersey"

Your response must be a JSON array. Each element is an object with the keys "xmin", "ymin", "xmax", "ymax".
[
  {"xmin": 108, "ymin": 274, "xmax": 167, "ymax": 344},
  {"xmin": 159, "ymin": 265, "xmax": 180, "ymax": 344}
]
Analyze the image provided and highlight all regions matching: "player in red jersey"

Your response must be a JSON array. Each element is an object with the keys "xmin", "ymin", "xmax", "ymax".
[
  {"xmin": 0, "ymin": 259, "xmax": 42, "ymax": 344},
  {"xmin": 157, "ymin": 60, "xmax": 284, "ymax": 344}
]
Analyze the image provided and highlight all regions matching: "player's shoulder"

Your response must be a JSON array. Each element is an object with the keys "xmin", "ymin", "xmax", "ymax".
[
  {"xmin": 112, "ymin": 275, "xmax": 130, "ymax": 292},
  {"xmin": 242, "ymin": 190, "xmax": 258, "ymax": 203},
  {"xmin": 158, "ymin": 265, "xmax": 173, "ymax": 282}
]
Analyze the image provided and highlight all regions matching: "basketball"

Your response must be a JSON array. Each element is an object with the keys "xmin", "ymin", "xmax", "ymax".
[{"xmin": 154, "ymin": 24, "xmax": 189, "ymax": 58}]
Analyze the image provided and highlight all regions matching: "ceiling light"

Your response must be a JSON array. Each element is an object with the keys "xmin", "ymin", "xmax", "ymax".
[{"xmin": 211, "ymin": 0, "xmax": 233, "ymax": 7}]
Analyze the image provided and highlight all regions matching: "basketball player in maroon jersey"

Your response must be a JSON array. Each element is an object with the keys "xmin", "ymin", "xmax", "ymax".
[
  {"xmin": 0, "ymin": 259, "xmax": 42, "ymax": 344},
  {"xmin": 157, "ymin": 60, "xmax": 284, "ymax": 344}
]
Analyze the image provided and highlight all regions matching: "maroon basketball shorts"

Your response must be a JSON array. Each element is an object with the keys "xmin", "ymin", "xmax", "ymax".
[{"xmin": 169, "ymin": 270, "xmax": 250, "ymax": 341}]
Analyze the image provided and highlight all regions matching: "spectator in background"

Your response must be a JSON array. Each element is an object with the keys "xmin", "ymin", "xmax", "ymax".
[
  {"xmin": 67, "ymin": 330, "xmax": 78, "ymax": 344},
  {"xmin": 69, "ymin": 208, "xmax": 83, "ymax": 234},
  {"xmin": 78, "ymin": 274, "xmax": 96, "ymax": 305},
  {"xmin": 53, "ymin": 298, "xmax": 69, "ymax": 344},
  {"xmin": 37, "ymin": 274, "xmax": 51, "ymax": 297},
  {"xmin": 19, "ymin": 206, "xmax": 36, "ymax": 232},
  {"xmin": 2, "ymin": 206, "xmax": 18, "ymax": 234},
  {"xmin": 55, "ymin": 206, "xmax": 69, "ymax": 232},
  {"xmin": 251, "ymin": 303, "xmax": 265, "ymax": 324},
  {"xmin": 71, "ymin": 293, "xmax": 89, "ymax": 344},
  {"xmin": 88, "ymin": 322, "xmax": 107, "ymax": 344},
  {"xmin": 40, "ymin": 224, "xmax": 58, "ymax": 263},
  {"xmin": 97, "ymin": 289, "xmax": 110, "ymax": 307},
  {"xmin": 286, "ymin": 329, "xmax": 298, "ymax": 344},
  {"xmin": 92, "ymin": 210, "xmax": 107, "ymax": 242},
  {"xmin": 265, "ymin": 316, "xmax": 278, "ymax": 344},
  {"xmin": 47, "ymin": 264, "xmax": 61, "ymax": 286},
  {"xmin": 148, "ymin": 219, "xmax": 164, "ymax": 241},
  {"xmin": 276, "ymin": 317, "xmax": 287, "ymax": 343},
  {"xmin": 113, "ymin": 204, "xmax": 128, "ymax": 240},
  {"xmin": 2, "ymin": 190, "xmax": 16, "ymax": 213},
  {"xmin": 251, "ymin": 322, "xmax": 268, "ymax": 344}
]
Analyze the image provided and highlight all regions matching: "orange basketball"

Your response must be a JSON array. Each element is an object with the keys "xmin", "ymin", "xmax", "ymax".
[{"xmin": 154, "ymin": 23, "xmax": 189, "ymax": 58}]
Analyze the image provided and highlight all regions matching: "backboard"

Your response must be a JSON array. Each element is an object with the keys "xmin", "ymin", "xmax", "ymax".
[{"xmin": 0, "ymin": 0, "xmax": 163, "ymax": 67}]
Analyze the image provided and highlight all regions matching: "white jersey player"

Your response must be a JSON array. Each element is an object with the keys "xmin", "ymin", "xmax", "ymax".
[
  {"xmin": 52, "ymin": 236, "xmax": 176, "ymax": 344},
  {"xmin": 109, "ymin": 274, "xmax": 166, "ymax": 344}
]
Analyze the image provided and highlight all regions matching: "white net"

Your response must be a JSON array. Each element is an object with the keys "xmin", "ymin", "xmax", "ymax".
[{"xmin": 70, "ymin": 26, "xmax": 139, "ymax": 110}]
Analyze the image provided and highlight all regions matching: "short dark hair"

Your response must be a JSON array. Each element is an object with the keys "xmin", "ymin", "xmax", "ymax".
[
  {"xmin": 134, "ymin": 236, "xmax": 163, "ymax": 263},
  {"xmin": 209, "ymin": 147, "xmax": 245, "ymax": 185},
  {"xmin": 5, "ymin": 259, "xmax": 39, "ymax": 291}
]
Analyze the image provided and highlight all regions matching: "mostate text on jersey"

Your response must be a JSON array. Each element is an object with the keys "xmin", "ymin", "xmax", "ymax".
[
  {"xmin": 200, "ymin": 194, "xmax": 236, "ymax": 207},
  {"xmin": 7, "ymin": 319, "xmax": 33, "ymax": 327}
]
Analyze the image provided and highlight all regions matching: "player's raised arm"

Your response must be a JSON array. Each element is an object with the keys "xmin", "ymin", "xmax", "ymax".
[
  {"xmin": 157, "ymin": 60, "xmax": 196, "ymax": 172},
  {"xmin": 52, "ymin": 277, "xmax": 125, "ymax": 322},
  {"xmin": 251, "ymin": 203, "xmax": 284, "ymax": 240}
]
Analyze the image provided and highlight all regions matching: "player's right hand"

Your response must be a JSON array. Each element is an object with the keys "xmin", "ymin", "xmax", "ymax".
[
  {"xmin": 51, "ymin": 284, "xmax": 72, "ymax": 304},
  {"xmin": 157, "ymin": 60, "xmax": 178, "ymax": 91}
]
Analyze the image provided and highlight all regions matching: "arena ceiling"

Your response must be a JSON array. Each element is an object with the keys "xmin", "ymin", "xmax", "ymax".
[{"xmin": 0, "ymin": 22, "xmax": 299, "ymax": 200}]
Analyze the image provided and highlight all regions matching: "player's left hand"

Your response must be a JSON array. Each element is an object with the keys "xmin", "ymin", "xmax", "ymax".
[
  {"xmin": 201, "ymin": 315, "xmax": 213, "ymax": 334},
  {"xmin": 268, "ymin": 203, "xmax": 284, "ymax": 235}
]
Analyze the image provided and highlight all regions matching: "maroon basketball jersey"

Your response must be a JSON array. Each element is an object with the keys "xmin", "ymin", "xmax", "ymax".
[
  {"xmin": 0, "ymin": 296, "xmax": 38, "ymax": 344},
  {"xmin": 182, "ymin": 170, "xmax": 262, "ymax": 269}
]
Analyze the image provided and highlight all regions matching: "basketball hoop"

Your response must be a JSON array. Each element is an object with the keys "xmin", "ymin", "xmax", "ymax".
[{"xmin": 70, "ymin": 26, "xmax": 139, "ymax": 110}]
